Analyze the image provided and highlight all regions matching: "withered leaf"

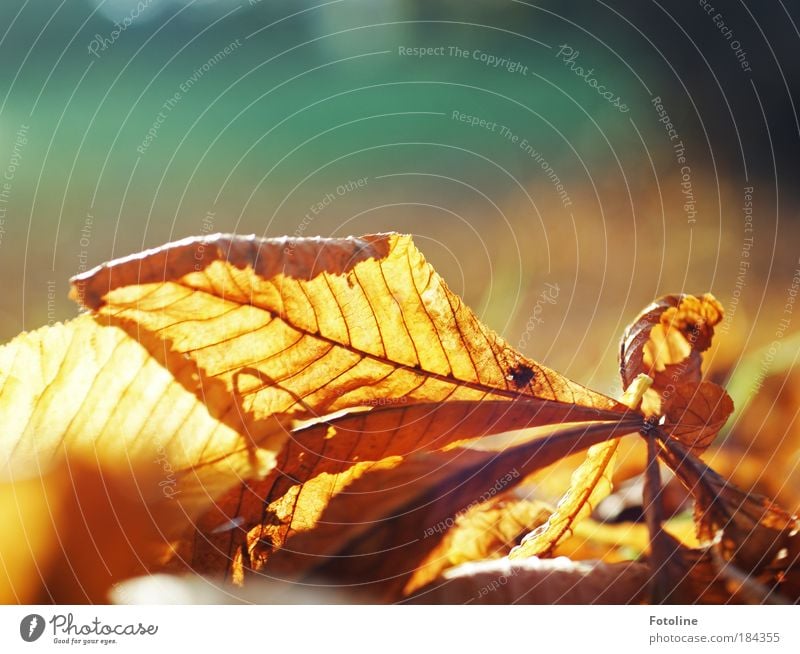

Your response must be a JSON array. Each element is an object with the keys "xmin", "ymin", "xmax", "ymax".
[
  {"xmin": 178, "ymin": 398, "xmax": 632, "ymax": 579},
  {"xmin": 0, "ymin": 315, "xmax": 286, "ymax": 513},
  {"xmin": 71, "ymin": 233, "xmax": 625, "ymax": 421},
  {"xmin": 0, "ymin": 316, "xmax": 288, "ymax": 602},
  {"xmin": 662, "ymin": 381, "xmax": 734, "ymax": 455},
  {"xmin": 236, "ymin": 418, "xmax": 642, "ymax": 600},
  {"xmin": 68, "ymin": 233, "xmax": 638, "ymax": 583},
  {"xmin": 1, "ymin": 225, "xmax": 781, "ymax": 607},
  {"xmin": 645, "ymin": 530, "xmax": 741, "ymax": 604},
  {"xmin": 619, "ymin": 293, "xmax": 723, "ymax": 415},
  {"xmin": 509, "ymin": 439, "xmax": 618, "ymax": 560},
  {"xmin": 509, "ymin": 374, "xmax": 653, "ymax": 561},
  {"xmin": 657, "ymin": 435, "xmax": 798, "ymax": 600}
]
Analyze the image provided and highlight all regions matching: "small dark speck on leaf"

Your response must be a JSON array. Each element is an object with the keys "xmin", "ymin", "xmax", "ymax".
[{"xmin": 506, "ymin": 364, "xmax": 535, "ymax": 388}]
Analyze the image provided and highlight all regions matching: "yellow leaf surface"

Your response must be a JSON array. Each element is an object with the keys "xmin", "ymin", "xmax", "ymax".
[
  {"xmin": 179, "ymin": 398, "xmax": 633, "ymax": 577},
  {"xmin": 619, "ymin": 293, "xmax": 723, "ymax": 416},
  {"xmin": 0, "ymin": 315, "xmax": 286, "ymax": 513},
  {"xmin": 0, "ymin": 315, "xmax": 288, "ymax": 602},
  {"xmin": 509, "ymin": 439, "xmax": 618, "ymax": 559},
  {"xmin": 509, "ymin": 374, "xmax": 652, "ymax": 560},
  {"xmin": 68, "ymin": 233, "xmax": 636, "ymax": 580},
  {"xmin": 71, "ymin": 234, "xmax": 624, "ymax": 419},
  {"xmin": 231, "ymin": 419, "xmax": 641, "ymax": 599},
  {"xmin": 0, "ymin": 227, "xmax": 771, "ymax": 606}
]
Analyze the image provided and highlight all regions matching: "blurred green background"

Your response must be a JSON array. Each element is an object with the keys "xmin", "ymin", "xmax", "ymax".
[{"xmin": 1, "ymin": 0, "xmax": 799, "ymax": 396}]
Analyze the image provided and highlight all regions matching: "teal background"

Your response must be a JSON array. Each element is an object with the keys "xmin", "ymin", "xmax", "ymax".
[{"xmin": 1, "ymin": 0, "xmax": 799, "ymax": 394}]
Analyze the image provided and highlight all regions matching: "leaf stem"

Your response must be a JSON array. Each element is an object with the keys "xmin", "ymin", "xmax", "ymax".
[{"xmin": 644, "ymin": 433, "xmax": 669, "ymax": 603}]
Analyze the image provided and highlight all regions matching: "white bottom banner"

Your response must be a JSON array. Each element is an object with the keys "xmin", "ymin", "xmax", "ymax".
[{"xmin": 0, "ymin": 605, "xmax": 797, "ymax": 653}]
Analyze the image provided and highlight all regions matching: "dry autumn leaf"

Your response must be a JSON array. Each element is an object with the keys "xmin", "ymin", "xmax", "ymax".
[
  {"xmin": 508, "ymin": 374, "xmax": 653, "ymax": 561},
  {"xmin": 2, "ymin": 231, "xmax": 790, "ymax": 606},
  {"xmin": 510, "ymin": 438, "xmax": 619, "ymax": 560},
  {"xmin": 1, "ymin": 232, "xmax": 645, "ymax": 603},
  {"xmin": 613, "ymin": 295, "xmax": 796, "ymax": 602},
  {"xmin": 178, "ymin": 398, "xmax": 636, "ymax": 582},
  {"xmin": 0, "ymin": 315, "xmax": 289, "ymax": 602},
  {"xmin": 509, "ymin": 294, "xmax": 740, "ymax": 605},
  {"xmin": 656, "ymin": 435, "xmax": 799, "ymax": 602},
  {"xmin": 71, "ymin": 233, "xmax": 623, "ymax": 418},
  {"xmin": 223, "ymin": 418, "xmax": 641, "ymax": 600},
  {"xmin": 66, "ymin": 233, "xmax": 638, "ymax": 580},
  {"xmin": 619, "ymin": 293, "xmax": 723, "ymax": 416},
  {"xmin": 662, "ymin": 381, "xmax": 734, "ymax": 456},
  {"xmin": 0, "ymin": 315, "xmax": 287, "ymax": 514}
]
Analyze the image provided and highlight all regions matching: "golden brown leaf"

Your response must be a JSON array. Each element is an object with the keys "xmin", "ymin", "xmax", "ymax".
[
  {"xmin": 71, "ymin": 233, "xmax": 625, "ymax": 420},
  {"xmin": 509, "ymin": 439, "xmax": 618, "ymax": 559},
  {"xmin": 0, "ymin": 315, "xmax": 290, "ymax": 602},
  {"xmin": 508, "ymin": 374, "xmax": 652, "ymax": 560},
  {"xmin": 231, "ymin": 418, "xmax": 642, "ymax": 599},
  {"xmin": 405, "ymin": 494, "xmax": 551, "ymax": 594},
  {"xmin": 0, "ymin": 315, "xmax": 286, "ymax": 515},
  {"xmin": 662, "ymin": 381, "xmax": 734, "ymax": 455},
  {"xmin": 619, "ymin": 293, "xmax": 723, "ymax": 415},
  {"xmin": 68, "ymin": 233, "xmax": 637, "ymax": 582},
  {"xmin": 177, "ymin": 397, "xmax": 631, "ymax": 578},
  {"xmin": 657, "ymin": 435, "xmax": 798, "ymax": 600},
  {"xmin": 0, "ymin": 227, "xmax": 773, "ymax": 607}
]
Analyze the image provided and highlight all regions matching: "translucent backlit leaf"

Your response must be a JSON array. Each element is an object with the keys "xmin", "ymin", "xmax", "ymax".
[
  {"xmin": 0, "ymin": 315, "xmax": 286, "ymax": 514},
  {"xmin": 239, "ymin": 419, "xmax": 642, "ymax": 599},
  {"xmin": 509, "ymin": 375, "xmax": 652, "ymax": 560},
  {"xmin": 71, "ymin": 233, "xmax": 625, "ymax": 420},
  {"xmin": 619, "ymin": 293, "xmax": 723, "ymax": 416},
  {"xmin": 67, "ymin": 233, "xmax": 637, "ymax": 582}
]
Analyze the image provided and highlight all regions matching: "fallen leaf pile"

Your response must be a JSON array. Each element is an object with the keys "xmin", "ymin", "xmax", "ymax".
[{"xmin": 0, "ymin": 233, "xmax": 797, "ymax": 604}]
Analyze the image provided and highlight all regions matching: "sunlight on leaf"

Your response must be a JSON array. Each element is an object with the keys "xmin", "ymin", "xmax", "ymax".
[
  {"xmin": 509, "ymin": 374, "xmax": 652, "ymax": 560},
  {"xmin": 620, "ymin": 293, "xmax": 723, "ymax": 416},
  {"xmin": 0, "ymin": 232, "xmax": 776, "ymax": 605},
  {"xmin": 0, "ymin": 315, "xmax": 286, "ymax": 513},
  {"xmin": 72, "ymin": 234, "xmax": 623, "ymax": 419}
]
